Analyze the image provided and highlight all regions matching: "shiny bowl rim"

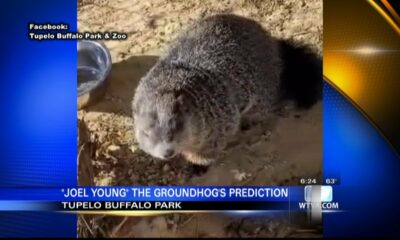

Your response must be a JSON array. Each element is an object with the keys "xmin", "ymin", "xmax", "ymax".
[{"xmin": 77, "ymin": 40, "xmax": 112, "ymax": 97}]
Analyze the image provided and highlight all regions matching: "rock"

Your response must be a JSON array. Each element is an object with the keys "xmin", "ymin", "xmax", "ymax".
[
  {"xmin": 231, "ymin": 169, "xmax": 250, "ymax": 181},
  {"xmin": 130, "ymin": 145, "xmax": 138, "ymax": 153},
  {"xmin": 97, "ymin": 176, "xmax": 113, "ymax": 186},
  {"xmin": 84, "ymin": 111, "xmax": 103, "ymax": 121},
  {"xmin": 163, "ymin": 164, "xmax": 171, "ymax": 172},
  {"xmin": 108, "ymin": 145, "xmax": 121, "ymax": 152}
]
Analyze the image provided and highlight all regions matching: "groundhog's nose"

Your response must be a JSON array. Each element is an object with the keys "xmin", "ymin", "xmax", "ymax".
[{"xmin": 163, "ymin": 149, "xmax": 175, "ymax": 159}]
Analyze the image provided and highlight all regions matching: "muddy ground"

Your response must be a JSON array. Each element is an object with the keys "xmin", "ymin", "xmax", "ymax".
[{"xmin": 77, "ymin": 0, "xmax": 323, "ymax": 237}]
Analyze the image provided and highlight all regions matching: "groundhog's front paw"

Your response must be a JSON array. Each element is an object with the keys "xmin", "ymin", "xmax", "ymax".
[
  {"xmin": 182, "ymin": 151, "xmax": 214, "ymax": 166},
  {"xmin": 240, "ymin": 117, "xmax": 263, "ymax": 131},
  {"xmin": 183, "ymin": 164, "xmax": 210, "ymax": 177}
]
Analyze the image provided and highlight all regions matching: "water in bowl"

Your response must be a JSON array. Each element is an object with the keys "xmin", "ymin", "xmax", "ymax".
[{"xmin": 78, "ymin": 66, "xmax": 103, "ymax": 95}]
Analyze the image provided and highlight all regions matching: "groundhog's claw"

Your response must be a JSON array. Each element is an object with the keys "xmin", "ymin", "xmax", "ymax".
[{"xmin": 182, "ymin": 151, "xmax": 214, "ymax": 166}]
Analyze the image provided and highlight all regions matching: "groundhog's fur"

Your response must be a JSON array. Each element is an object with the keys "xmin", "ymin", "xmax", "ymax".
[{"xmin": 132, "ymin": 14, "xmax": 320, "ymax": 166}]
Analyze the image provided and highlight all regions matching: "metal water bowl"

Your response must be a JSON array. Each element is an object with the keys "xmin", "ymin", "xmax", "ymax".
[{"xmin": 77, "ymin": 40, "xmax": 112, "ymax": 109}]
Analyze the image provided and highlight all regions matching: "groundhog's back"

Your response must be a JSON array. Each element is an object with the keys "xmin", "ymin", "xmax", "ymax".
[{"xmin": 164, "ymin": 14, "xmax": 282, "ymax": 112}]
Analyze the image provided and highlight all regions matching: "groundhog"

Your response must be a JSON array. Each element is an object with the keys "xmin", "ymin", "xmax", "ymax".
[{"xmin": 132, "ymin": 14, "xmax": 321, "ymax": 166}]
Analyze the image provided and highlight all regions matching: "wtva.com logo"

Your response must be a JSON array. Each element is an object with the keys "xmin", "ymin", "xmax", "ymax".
[{"xmin": 299, "ymin": 186, "xmax": 340, "ymax": 210}]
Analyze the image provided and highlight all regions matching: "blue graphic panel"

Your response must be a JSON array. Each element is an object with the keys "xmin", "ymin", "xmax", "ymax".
[
  {"xmin": 323, "ymin": 82, "xmax": 400, "ymax": 237},
  {"xmin": 0, "ymin": 0, "xmax": 77, "ymax": 237}
]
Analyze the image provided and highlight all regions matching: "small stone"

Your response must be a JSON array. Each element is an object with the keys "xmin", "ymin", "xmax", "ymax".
[
  {"xmin": 84, "ymin": 111, "xmax": 103, "ymax": 121},
  {"xmin": 129, "ymin": 145, "xmax": 137, "ymax": 153},
  {"xmin": 163, "ymin": 164, "xmax": 171, "ymax": 172},
  {"xmin": 232, "ymin": 169, "xmax": 248, "ymax": 181},
  {"xmin": 97, "ymin": 176, "xmax": 113, "ymax": 186},
  {"xmin": 108, "ymin": 145, "xmax": 120, "ymax": 152}
]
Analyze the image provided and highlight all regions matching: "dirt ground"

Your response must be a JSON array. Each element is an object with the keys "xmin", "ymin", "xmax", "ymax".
[{"xmin": 77, "ymin": 0, "xmax": 322, "ymax": 237}]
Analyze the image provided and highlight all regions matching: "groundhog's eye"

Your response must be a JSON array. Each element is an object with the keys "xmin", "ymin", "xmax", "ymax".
[
  {"xmin": 167, "ymin": 118, "xmax": 175, "ymax": 128},
  {"xmin": 175, "ymin": 119, "xmax": 183, "ymax": 131},
  {"xmin": 166, "ymin": 131, "xmax": 174, "ymax": 142},
  {"xmin": 168, "ymin": 118, "xmax": 183, "ymax": 132}
]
